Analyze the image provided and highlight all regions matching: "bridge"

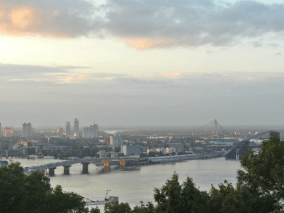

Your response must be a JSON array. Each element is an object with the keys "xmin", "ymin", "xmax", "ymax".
[
  {"xmin": 24, "ymin": 156, "xmax": 146, "ymax": 175},
  {"xmin": 223, "ymin": 130, "xmax": 280, "ymax": 160},
  {"xmin": 24, "ymin": 152, "xmax": 223, "ymax": 176}
]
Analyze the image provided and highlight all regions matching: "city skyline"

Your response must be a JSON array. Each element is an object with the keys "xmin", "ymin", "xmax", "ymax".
[{"xmin": 1, "ymin": 0, "xmax": 284, "ymax": 126}]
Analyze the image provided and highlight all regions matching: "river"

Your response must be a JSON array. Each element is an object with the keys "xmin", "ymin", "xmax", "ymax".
[{"xmin": 4, "ymin": 157, "xmax": 241, "ymax": 211}]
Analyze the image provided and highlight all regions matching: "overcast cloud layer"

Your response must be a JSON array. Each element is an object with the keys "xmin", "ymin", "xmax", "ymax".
[
  {"xmin": 1, "ymin": 0, "xmax": 284, "ymax": 49},
  {"xmin": 0, "ymin": 64, "xmax": 283, "ymax": 126}
]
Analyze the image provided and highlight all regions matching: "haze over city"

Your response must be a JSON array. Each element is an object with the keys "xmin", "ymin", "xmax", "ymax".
[
  {"xmin": 2, "ymin": 1, "xmax": 284, "ymax": 213},
  {"xmin": 1, "ymin": 0, "xmax": 284, "ymax": 127}
]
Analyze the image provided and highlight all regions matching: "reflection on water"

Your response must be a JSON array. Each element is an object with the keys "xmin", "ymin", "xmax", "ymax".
[
  {"xmin": 5, "ymin": 157, "xmax": 240, "ymax": 210},
  {"xmin": 96, "ymin": 165, "xmax": 141, "ymax": 174}
]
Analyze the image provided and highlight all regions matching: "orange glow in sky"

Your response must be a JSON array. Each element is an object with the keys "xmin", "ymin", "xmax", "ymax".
[{"xmin": 125, "ymin": 38, "xmax": 176, "ymax": 50}]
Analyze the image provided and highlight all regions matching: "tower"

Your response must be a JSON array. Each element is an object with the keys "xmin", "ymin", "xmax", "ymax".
[
  {"xmin": 212, "ymin": 119, "xmax": 219, "ymax": 140},
  {"xmin": 22, "ymin": 123, "xmax": 32, "ymax": 138},
  {"xmin": 73, "ymin": 118, "xmax": 79, "ymax": 137},
  {"xmin": 65, "ymin": 122, "xmax": 71, "ymax": 136},
  {"xmin": 91, "ymin": 122, "xmax": 99, "ymax": 138}
]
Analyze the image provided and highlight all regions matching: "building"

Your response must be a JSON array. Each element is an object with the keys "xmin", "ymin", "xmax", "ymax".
[
  {"xmin": 57, "ymin": 127, "xmax": 63, "ymax": 137},
  {"xmin": 92, "ymin": 123, "xmax": 99, "ymax": 137},
  {"xmin": 73, "ymin": 118, "xmax": 79, "ymax": 137},
  {"xmin": 3, "ymin": 128, "xmax": 16, "ymax": 137},
  {"xmin": 97, "ymin": 150, "xmax": 107, "ymax": 158},
  {"xmin": 110, "ymin": 135, "xmax": 123, "ymax": 147},
  {"xmin": 83, "ymin": 127, "xmax": 93, "ymax": 138},
  {"xmin": 83, "ymin": 123, "xmax": 99, "ymax": 138},
  {"xmin": 121, "ymin": 145, "xmax": 141, "ymax": 156},
  {"xmin": 0, "ymin": 123, "xmax": 2, "ymax": 137},
  {"xmin": 22, "ymin": 123, "xmax": 33, "ymax": 138},
  {"xmin": 65, "ymin": 122, "xmax": 71, "ymax": 136}
]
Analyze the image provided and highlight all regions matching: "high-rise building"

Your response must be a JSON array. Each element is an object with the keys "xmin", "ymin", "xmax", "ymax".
[
  {"xmin": 110, "ymin": 135, "xmax": 123, "ymax": 147},
  {"xmin": 0, "ymin": 123, "xmax": 2, "ymax": 137},
  {"xmin": 22, "ymin": 123, "xmax": 32, "ymax": 138},
  {"xmin": 83, "ymin": 123, "xmax": 99, "ymax": 138},
  {"xmin": 3, "ymin": 128, "xmax": 17, "ymax": 137},
  {"xmin": 92, "ymin": 123, "xmax": 99, "ymax": 138},
  {"xmin": 57, "ymin": 127, "xmax": 63, "ymax": 137},
  {"xmin": 65, "ymin": 122, "xmax": 71, "ymax": 136},
  {"xmin": 73, "ymin": 118, "xmax": 79, "ymax": 137}
]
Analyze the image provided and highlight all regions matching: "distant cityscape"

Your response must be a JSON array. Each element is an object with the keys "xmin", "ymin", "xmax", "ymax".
[
  {"xmin": 0, "ymin": 118, "xmax": 99, "ymax": 139},
  {"xmin": 0, "ymin": 119, "xmax": 283, "ymax": 161}
]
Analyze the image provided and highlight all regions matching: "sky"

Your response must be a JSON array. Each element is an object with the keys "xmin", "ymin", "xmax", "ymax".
[{"xmin": 0, "ymin": 0, "xmax": 284, "ymax": 127}]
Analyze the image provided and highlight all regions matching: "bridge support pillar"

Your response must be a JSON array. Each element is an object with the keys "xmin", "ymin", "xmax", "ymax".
[
  {"xmin": 118, "ymin": 160, "xmax": 126, "ymax": 166},
  {"xmin": 49, "ymin": 167, "xmax": 56, "ymax": 176},
  {"xmin": 102, "ymin": 160, "xmax": 111, "ymax": 167},
  {"xmin": 104, "ymin": 166, "xmax": 110, "ymax": 173},
  {"xmin": 82, "ymin": 163, "xmax": 90, "ymax": 174},
  {"xmin": 63, "ymin": 165, "xmax": 71, "ymax": 175}
]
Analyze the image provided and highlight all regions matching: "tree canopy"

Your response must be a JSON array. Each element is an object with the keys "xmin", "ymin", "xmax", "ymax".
[{"xmin": 0, "ymin": 162, "xmax": 89, "ymax": 213}]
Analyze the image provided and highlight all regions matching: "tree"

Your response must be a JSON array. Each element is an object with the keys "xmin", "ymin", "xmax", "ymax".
[
  {"xmin": 132, "ymin": 202, "xmax": 155, "ymax": 213},
  {"xmin": 0, "ymin": 162, "xmax": 88, "ymax": 213},
  {"xmin": 237, "ymin": 134, "xmax": 284, "ymax": 201},
  {"xmin": 90, "ymin": 206, "xmax": 101, "ymax": 213},
  {"xmin": 153, "ymin": 172, "xmax": 209, "ymax": 213},
  {"xmin": 208, "ymin": 180, "xmax": 277, "ymax": 213},
  {"xmin": 104, "ymin": 202, "xmax": 132, "ymax": 213},
  {"xmin": 115, "ymin": 146, "xmax": 121, "ymax": 153}
]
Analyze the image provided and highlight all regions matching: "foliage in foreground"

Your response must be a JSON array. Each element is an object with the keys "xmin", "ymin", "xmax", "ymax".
[
  {"xmin": 1, "ymin": 134, "xmax": 284, "ymax": 213},
  {"xmin": 0, "ymin": 162, "xmax": 88, "ymax": 213}
]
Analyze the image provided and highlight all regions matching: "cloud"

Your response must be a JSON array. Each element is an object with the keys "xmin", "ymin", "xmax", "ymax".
[
  {"xmin": 252, "ymin": 41, "xmax": 263, "ymax": 48},
  {"xmin": 0, "ymin": 0, "xmax": 101, "ymax": 37},
  {"xmin": 125, "ymin": 38, "xmax": 176, "ymax": 50},
  {"xmin": 0, "ymin": 64, "xmax": 68, "ymax": 75},
  {"xmin": 274, "ymin": 52, "xmax": 282, "ymax": 56},
  {"xmin": 1, "ymin": 64, "xmax": 284, "ymax": 86},
  {"xmin": 268, "ymin": 43, "xmax": 280, "ymax": 48},
  {"xmin": 0, "ymin": 64, "xmax": 92, "ymax": 83},
  {"xmin": 1, "ymin": 64, "xmax": 284, "ymax": 126},
  {"xmin": 1, "ymin": 1, "xmax": 284, "ymax": 49},
  {"xmin": 103, "ymin": 0, "xmax": 284, "ymax": 49}
]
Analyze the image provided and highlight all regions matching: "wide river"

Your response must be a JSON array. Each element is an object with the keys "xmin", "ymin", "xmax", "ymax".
[{"xmin": 5, "ymin": 157, "xmax": 241, "ymax": 210}]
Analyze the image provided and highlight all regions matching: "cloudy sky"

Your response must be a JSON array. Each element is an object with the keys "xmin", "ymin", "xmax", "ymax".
[{"xmin": 0, "ymin": 0, "xmax": 284, "ymax": 127}]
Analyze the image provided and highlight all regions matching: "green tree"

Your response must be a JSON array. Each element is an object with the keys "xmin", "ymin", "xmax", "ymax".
[
  {"xmin": 90, "ymin": 206, "xmax": 101, "ymax": 213},
  {"xmin": 153, "ymin": 172, "xmax": 209, "ymax": 213},
  {"xmin": 0, "ymin": 162, "xmax": 88, "ymax": 213},
  {"xmin": 237, "ymin": 134, "xmax": 284, "ymax": 201},
  {"xmin": 132, "ymin": 202, "xmax": 155, "ymax": 213},
  {"xmin": 104, "ymin": 202, "xmax": 132, "ymax": 213},
  {"xmin": 208, "ymin": 180, "xmax": 277, "ymax": 213}
]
